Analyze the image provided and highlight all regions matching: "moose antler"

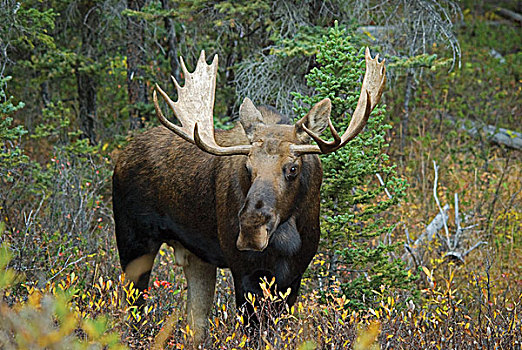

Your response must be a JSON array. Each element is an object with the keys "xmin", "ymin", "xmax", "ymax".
[
  {"xmin": 290, "ymin": 47, "xmax": 386, "ymax": 155},
  {"xmin": 153, "ymin": 51, "xmax": 251, "ymax": 156},
  {"xmin": 154, "ymin": 49, "xmax": 385, "ymax": 157}
]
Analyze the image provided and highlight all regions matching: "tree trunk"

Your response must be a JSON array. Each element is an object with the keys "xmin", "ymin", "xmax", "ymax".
[
  {"xmin": 77, "ymin": 0, "xmax": 98, "ymax": 144},
  {"xmin": 495, "ymin": 7, "xmax": 522, "ymax": 24},
  {"xmin": 127, "ymin": 0, "xmax": 148, "ymax": 129},
  {"xmin": 400, "ymin": 71, "xmax": 415, "ymax": 156},
  {"xmin": 160, "ymin": 0, "xmax": 180, "ymax": 83},
  {"xmin": 40, "ymin": 81, "xmax": 50, "ymax": 107},
  {"xmin": 77, "ymin": 70, "xmax": 97, "ymax": 143}
]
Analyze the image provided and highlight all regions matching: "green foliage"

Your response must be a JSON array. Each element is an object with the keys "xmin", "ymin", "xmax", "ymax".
[
  {"xmin": 0, "ymin": 77, "xmax": 112, "ymax": 292},
  {"xmin": 272, "ymin": 25, "xmax": 328, "ymax": 58},
  {"xmin": 0, "ymin": 75, "xmax": 122, "ymax": 347},
  {"xmin": 0, "ymin": 236, "xmax": 17, "ymax": 290},
  {"xmin": 387, "ymin": 53, "xmax": 453, "ymax": 72},
  {"xmin": 0, "ymin": 3, "xmax": 56, "ymax": 52},
  {"xmin": 293, "ymin": 22, "xmax": 415, "ymax": 309},
  {"xmin": 32, "ymin": 101, "xmax": 71, "ymax": 142},
  {"xmin": 433, "ymin": 18, "xmax": 521, "ymax": 129},
  {"xmin": 0, "ymin": 77, "xmax": 28, "ymax": 183}
]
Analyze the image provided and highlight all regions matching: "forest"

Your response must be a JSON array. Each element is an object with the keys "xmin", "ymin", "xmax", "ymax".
[{"xmin": 0, "ymin": 0, "xmax": 520, "ymax": 348}]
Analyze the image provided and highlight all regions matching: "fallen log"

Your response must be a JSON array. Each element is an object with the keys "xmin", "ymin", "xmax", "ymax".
[
  {"xmin": 495, "ymin": 7, "xmax": 522, "ymax": 24},
  {"xmin": 447, "ymin": 115, "xmax": 522, "ymax": 151}
]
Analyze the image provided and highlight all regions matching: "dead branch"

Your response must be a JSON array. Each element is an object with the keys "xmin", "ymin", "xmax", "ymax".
[
  {"xmin": 432, "ymin": 161, "xmax": 452, "ymax": 249},
  {"xmin": 403, "ymin": 161, "xmax": 488, "ymax": 269},
  {"xmin": 444, "ymin": 241, "xmax": 487, "ymax": 263},
  {"xmin": 402, "ymin": 203, "xmax": 449, "ymax": 268},
  {"xmin": 376, "ymin": 173, "xmax": 392, "ymax": 199}
]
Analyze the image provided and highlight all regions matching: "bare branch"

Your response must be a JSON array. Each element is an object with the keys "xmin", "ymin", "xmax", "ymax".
[
  {"xmin": 47, "ymin": 256, "xmax": 88, "ymax": 283},
  {"xmin": 404, "ymin": 243, "xmax": 420, "ymax": 270},
  {"xmin": 376, "ymin": 173, "xmax": 392, "ymax": 199},
  {"xmin": 402, "ymin": 203, "xmax": 449, "ymax": 268},
  {"xmin": 433, "ymin": 161, "xmax": 451, "ymax": 249},
  {"xmin": 463, "ymin": 241, "xmax": 488, "ymax": 258},
  {"xmin": 453, "ymin": 192, "xmax": 462, "ymax": 250}
]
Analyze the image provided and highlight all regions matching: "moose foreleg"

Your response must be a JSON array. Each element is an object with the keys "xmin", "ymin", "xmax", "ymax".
[
  {"xmin": 123, "ymin": 252, "xmax": 157, "ymax": 307},
  {"xmin": 183, "ymin": 251, "xmax": 217, "ymax": 344}
]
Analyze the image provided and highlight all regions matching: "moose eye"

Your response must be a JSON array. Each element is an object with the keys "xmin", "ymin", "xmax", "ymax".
[{"xmin": 285, "ymin": 164, "xmax": 299, "ymax": 180}]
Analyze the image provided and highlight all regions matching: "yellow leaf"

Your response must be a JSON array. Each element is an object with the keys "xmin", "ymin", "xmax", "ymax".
[{"xmin": 421, "ymin": 266, "xmax": 433, "ymax": 282}]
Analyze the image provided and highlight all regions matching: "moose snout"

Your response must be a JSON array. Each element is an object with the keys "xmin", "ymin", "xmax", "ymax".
[
  {"xmin": 237, "ymin": 200, "xmax": 278, "ymax": 252},
  {"xmin": 240, "ymin": 203, "xmax": 272, "ymax": 224}
]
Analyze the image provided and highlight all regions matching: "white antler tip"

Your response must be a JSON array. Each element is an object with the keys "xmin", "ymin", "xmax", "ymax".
[
  {"xmin": 199, "ymin": 50, "xmax": 206, "ymax": 63},
  {"xmin": 180, "ymin": 56, "xmax": 189, "ymax": 75},
  {"xmin": 171, "ymin": 75, "xmax": 181, "ymax": 90}
]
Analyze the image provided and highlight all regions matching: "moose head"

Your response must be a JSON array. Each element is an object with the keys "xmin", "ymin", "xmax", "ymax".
[{"xmin": 152, "ymin": 49, "xmax": 385, "ymax": 252}]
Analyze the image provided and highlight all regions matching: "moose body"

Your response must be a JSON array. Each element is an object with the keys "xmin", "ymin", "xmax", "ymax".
[
  {"xmin": 113, "ymin": 115, "xmax": 322, "ymax": 300},
  {"xmin": 113, "ymin": 50, "xmax": 385, "ymax": 343}
]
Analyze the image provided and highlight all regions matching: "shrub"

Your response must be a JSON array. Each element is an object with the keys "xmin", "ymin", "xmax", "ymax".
[{"xmin": 0, "ymin": 238, "xmax": 126, "ymax": 349}]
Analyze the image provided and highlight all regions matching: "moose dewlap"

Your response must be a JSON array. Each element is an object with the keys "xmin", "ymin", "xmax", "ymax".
[{"xmin": 113, "ymin": 49, "xmax": 385, "ymax": 343}]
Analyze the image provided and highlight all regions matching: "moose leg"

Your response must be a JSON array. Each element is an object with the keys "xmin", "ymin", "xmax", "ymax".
[
  {"xmin": 232, "ymin": 273, "xmax": 261, "ymax": 336},
  {"xmin": 115, "ymin": 223, "xmax": 159, "ymax": 306},
  {"xmin": 119, "ymin": 246, "xmax": 158, "ymax": 308},
  {"xmin": 181, "ymin": 248, "xmax": 217, "ymax": 344},
  {"xmin": 124, "ymin": 253, "xmax": 156, "ymax": 293}
]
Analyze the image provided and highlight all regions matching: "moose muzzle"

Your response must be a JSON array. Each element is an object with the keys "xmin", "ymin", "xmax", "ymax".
[
  {"xmin": 237, "ymin": 222, "xmax": 270, "ymax": 251},
  {"xmin": 237, "ymin": 188, "xmax": 280, "ymax": 251}
]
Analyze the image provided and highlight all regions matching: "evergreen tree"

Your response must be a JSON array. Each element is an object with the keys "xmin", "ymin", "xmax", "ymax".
[{"xmin": 293, "ymin": 22, "xmax": 416, "ymax": 309}]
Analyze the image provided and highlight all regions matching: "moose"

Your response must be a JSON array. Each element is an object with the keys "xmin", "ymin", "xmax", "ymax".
[{"xmin": 113, "ymin": 48, "xmax": 385, "ymax": 343}]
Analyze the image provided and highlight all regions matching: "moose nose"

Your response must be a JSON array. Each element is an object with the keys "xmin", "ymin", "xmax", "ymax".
[
  {"xmin": 237, "ymin": 196, "xmax": 277, "ymax": 251},
  {"xmin": 254, "ymin": 199, "xmax": 264, "ymax": 210},
  {"xmin": 240, "ymin": 199, "xmax": 273, "ymax": 224}
]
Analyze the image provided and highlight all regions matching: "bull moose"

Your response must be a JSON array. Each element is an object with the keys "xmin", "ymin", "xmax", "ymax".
[{"xmin": 113, "ymin": 48, "xmax": 385, "ymax": 342}]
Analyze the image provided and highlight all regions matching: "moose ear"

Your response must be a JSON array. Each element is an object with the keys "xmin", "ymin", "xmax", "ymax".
[
  {"xmin": 239, "ymin": 97, "xmax": 264, "ymax": 142},
  {"xmin": 295, "ymin": 98, "xmax": 332, "ymax": 143}
]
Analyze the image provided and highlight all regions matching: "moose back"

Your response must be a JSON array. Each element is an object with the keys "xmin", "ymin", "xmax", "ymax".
[{"xmin": 113, "ymin": 49, "xmax": 385, "ymax": 342}]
